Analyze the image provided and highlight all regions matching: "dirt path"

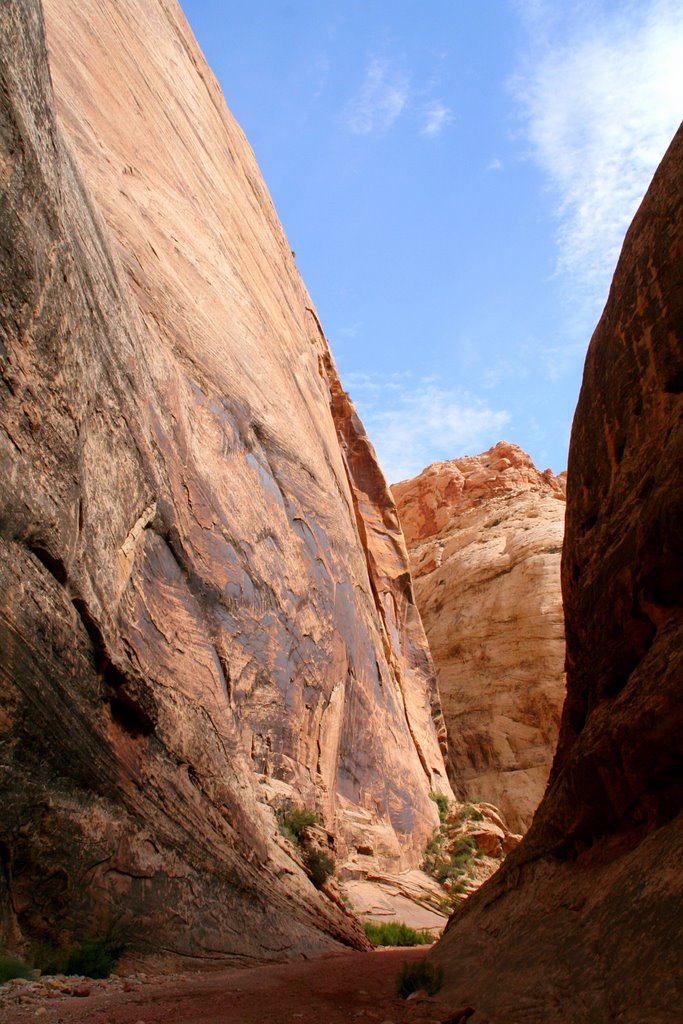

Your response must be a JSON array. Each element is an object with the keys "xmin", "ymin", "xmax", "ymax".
[{"xmin": 1, "ymin": 947, "xmax": 464, "ymax": 1024}]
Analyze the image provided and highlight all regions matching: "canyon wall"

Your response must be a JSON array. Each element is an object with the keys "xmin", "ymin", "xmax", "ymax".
[
  {"xmin": 394, "ymin": 443, "xmax": 566, "ymax": 833},
  {"xmin": 430, "ymin": 124, "xmax": 683, "ymax": 1022},
  {"xmin": 0, "ymin": 0, "xmax": 450, "ymax": 962}
]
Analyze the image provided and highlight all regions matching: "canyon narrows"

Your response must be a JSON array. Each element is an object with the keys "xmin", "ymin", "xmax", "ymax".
[{"xmin": 1, "ymin": 0, "xmax": 681, "ymax": 1019}]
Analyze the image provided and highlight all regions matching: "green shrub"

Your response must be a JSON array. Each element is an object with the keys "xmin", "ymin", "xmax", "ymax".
[
  {"xmin": 65, "ymin": 923, "xmax": 127, "ymax": 979},
  {"xmin": 429, "ymin": 791, "xmax": 450, "ymax": 823},
  {"xmin": 364, "ymin": 921, "xmax": 434, "ymax": 947},
  {"xmin": 303, "ymin": 848, "xmax": 334, "ymax": 889},
  {"xmin": 30, "ymin": 939, "xmax": 68, "ymax": 976},
  {"xmin": 0, "ymin": 956, "xmax": 33, "ymax": 984},
  {"xmin": 279, "ymin": 822, "xmax": 298, "ymax": 844},
  {"xmin": 423, "ymin": 828, "xmax": 478, "ymax": 885},
  {"xmin": 282, "ymin": 807, "xmax": 319, "ymax": 842},
  {"xmin": 397, "ymin": 958, "xmax": 443, "ymax": 998},
  {"xmin": 454, "ymin": 803, "xmax": 484, "ymax": 824}
]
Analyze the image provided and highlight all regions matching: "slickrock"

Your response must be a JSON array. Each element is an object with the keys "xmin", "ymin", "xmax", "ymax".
[
  {"xmin": 0, "ymin": 0, "xmax": 450, "ymax": 963},
  {"xmin": 429, "ymin": 124, "xmax": 683, "ymax": 1021},
  {"xmin": 394, "ymin": 443, "xmax": 567, "ymax": 833}
]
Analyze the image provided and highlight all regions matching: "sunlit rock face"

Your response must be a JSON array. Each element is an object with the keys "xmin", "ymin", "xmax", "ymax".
[
  {"xmin": 429, "ymin": 124, "xmax": 683, "ymax": 1022},
  {"xmin": 394, "ymin": 442, "xmax": 567, "ymax": 833},
  {"xmin": 0, "ymin": 0, "xmax": 450, "ymax": 961}
]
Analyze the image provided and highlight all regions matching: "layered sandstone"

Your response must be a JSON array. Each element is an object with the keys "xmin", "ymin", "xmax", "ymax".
[
  {"xmin": 430, "ymin": 125, "xmax": 683, "ymax": 1021},
  {"xmin": 0, "ymin": 0, "xmax": 450, "ymax": 962},
  {"xmin": 394, "ymin": 443, "xmax": 566, "ymax": 833}
]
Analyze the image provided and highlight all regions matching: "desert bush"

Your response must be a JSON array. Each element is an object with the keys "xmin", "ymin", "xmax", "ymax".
[
  {"xmin": 0, "ymin": 956, "xmax": 32, "ymax": 984},
  {"xmin": 303, "ymin": 848, "xmax": 334, "ymax": 889},
  {"xmin": 364, "ymin": 921, "xmax": 433, "ymax": 947},
  {"xmin": 281, "ymin": 807, "xmax": 319, "ymax": 843},
  {"xmin": 454, "ymin": 802, "xmax": 484, "ymax": 824},
  {"xmin": 30, "ymin": 939, "xmax": 68, "ymax": 975},
  {"xmin": 423, "ymin": 827, "xmax": 478, "ymax": 884},
  {"xmin": 65, "ymin": 935, "xmax": 126, "ymax": 978},
  {"xmin": 429, "ymin": 791, "xmax": 450, "ymax": 823},
  {"xmin": 397, "ymin": 958, "xmax": 443, "ymax": 998}
]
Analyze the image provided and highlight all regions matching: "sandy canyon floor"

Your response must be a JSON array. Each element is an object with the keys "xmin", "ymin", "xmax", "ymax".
[{"xmin": 1, "ymin": 947, "xmax": 469, "ymax": 1024}]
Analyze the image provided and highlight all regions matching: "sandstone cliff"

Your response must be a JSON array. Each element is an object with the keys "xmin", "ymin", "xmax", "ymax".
[
  {"xmin": 0, "ymin": 0, "xmax": 450, "ymax": 962},
  {"xmin": 394, "ymin": 443, "xmax": 566, "ymax": 833},
  {"xmin": 429, "ymin": 124, "xmax": 683, "ymax": 1021}
]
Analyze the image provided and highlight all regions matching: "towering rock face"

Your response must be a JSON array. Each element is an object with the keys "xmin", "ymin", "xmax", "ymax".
[
  {"xmin": 394, "ymin": 443, "xmax": 566, "ymax": 833},
  {"xmin": 0, "ymin": 0, "xmax": 450, "ymax": 961},
  {"xmin": 430, "ymin": 125, "xmax": 683, "ymax": 1021}
]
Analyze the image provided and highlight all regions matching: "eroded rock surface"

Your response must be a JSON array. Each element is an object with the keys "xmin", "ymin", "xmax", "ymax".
[
  {"xmin": 394, "ymin": 443, "xmax": 566, "ymax": 832},
  {"xmin": 429, "ymin": 125, "xmax": 683, "ymax": 1022},
  {"xmin": 0, "ymin": 0, "xmax": 450, "ymax": 962}
]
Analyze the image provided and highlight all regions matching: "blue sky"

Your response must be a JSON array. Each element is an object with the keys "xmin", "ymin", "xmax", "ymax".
[{"xmin": 179, "ymin": 0, "xmax": 683, "ymax": 482}]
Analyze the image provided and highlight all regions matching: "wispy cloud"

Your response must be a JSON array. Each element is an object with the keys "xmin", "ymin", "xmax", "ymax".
[
  {"xmin": 335, "ymin": 321, "xmax": 363, "ymax": 340},
  {"xmin": 420, "ymin": 100, "xmax": 453, "ymax": 137},
  {"xmin": 512, "ymin": 0, "xmax": 683, "ymax": 319},
  {"xmin": 342, "ymin": 58, "xmax": 409, "ymax": 134},
  {"xmin": 344, "ymin": 374, "xmax": 510, "ymax": 483},
  {"xmin": 309, "ymin": 54, "xmax": 330, "ymax": 100}
]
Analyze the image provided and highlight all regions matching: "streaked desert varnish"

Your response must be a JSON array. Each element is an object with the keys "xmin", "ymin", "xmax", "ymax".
[{"xmin": 0, "ymin": 0, "xmax": 450, "ymax": 961}]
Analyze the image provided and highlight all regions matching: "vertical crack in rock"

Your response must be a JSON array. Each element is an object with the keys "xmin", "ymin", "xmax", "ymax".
[{"xmin": 309, "ymin": 307, "xmax": 449, "ymax": 782}]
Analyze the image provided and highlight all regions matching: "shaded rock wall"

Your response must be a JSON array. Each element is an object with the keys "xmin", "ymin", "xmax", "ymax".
[
  {"xmin": 430, "ymin": 125, "xmax": 683, "ymax": 1021},
  {"xmin": 394, "ymin": 443, "xmax": 566, "ymax": 833},
  {"xmin": 0, "ymin": 0, "xmax": 450, "ymax": 961}
]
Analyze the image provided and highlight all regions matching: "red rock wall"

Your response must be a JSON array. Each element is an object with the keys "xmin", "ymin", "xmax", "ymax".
[
  {"xmin": 0, "ymin": 0, "xmax": 450, "ymax": 961},
  {"xmin": 394, "ymin": 442, "xmax": 567, "ymax": 833},
  {"xmin": 429, "ymin": 124, "xmax": 683, "ymax": 1021}
]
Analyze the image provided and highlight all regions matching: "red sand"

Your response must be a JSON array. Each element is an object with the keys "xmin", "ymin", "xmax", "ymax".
[{"xmin": 2, "ymin": 947, "xmax": 462, "ymax": 1024}]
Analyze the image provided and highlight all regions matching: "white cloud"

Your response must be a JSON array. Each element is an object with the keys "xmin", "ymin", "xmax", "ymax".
[
  {"xmin": 512, "ymin": 0, "xmax": 683, "ymax": 317},
  {"xmin": 344, "ymin": 374, "xmax": 510, "ymax": 484},
  {"xmin": 342, "ymin": 59, "xmax": 409, "ymax": 134},
  {"xmin": 335, "ymin": 321, "xmax": 363, "ymax": 339},
  {"xmin": 421, "ymin": 100, "xmax": 453, "ymax": 137},
  {"xmin": 486, "ymin": 157, "xmax": 503, "ymax": 172}
]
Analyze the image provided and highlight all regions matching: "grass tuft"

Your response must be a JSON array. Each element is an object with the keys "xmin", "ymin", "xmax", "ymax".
[
  {"xmin": 364, "ymin": 921, "xmax": 434, "ymax": 947},
  {"xmin": 397, "ymin": 957, "xmax": 443, "ymax": 997}
]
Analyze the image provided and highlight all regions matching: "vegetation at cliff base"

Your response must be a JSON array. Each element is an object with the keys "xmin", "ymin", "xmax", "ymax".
[
  {"xmin": 397, "ymin": 958, "xmax": 443, "ymax": 997},
  {"xmin": 364, "ymin": 921, "xmax": 434, "ymax": 947},
  {"xmin": 0, "ymin": 926, "xmax": 127, "ymax": 983},
  {"xmin": 0, "ymin": 956, "xmax": 33, "ymax": 984},
  {"xmin": 64, "ymin": 934, "xmax": 127, "ymax": 979}
]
